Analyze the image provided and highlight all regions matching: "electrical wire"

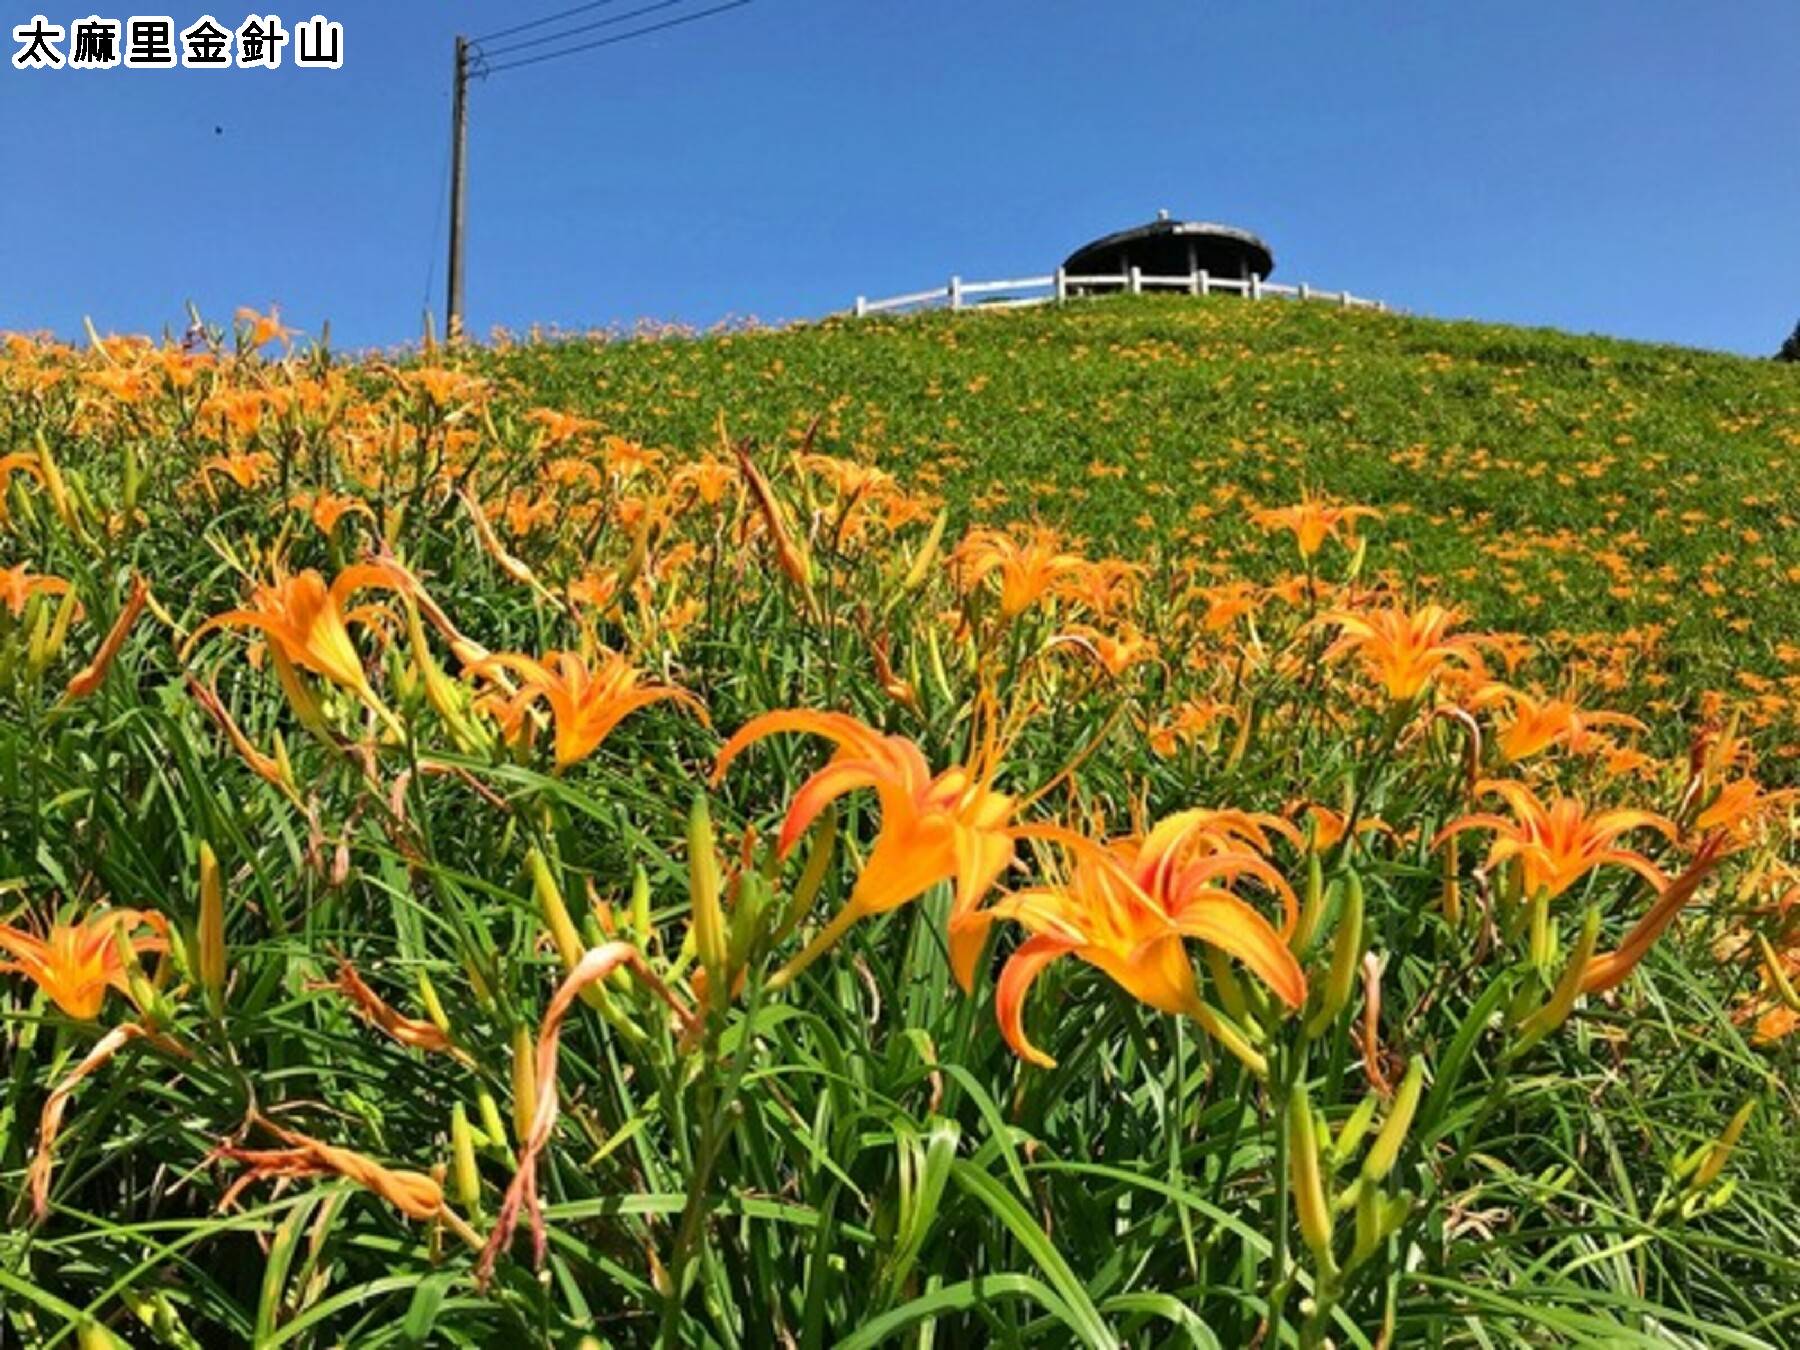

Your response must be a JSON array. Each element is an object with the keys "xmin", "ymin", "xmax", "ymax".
[
  {"xmin": 482, "ymin": 0, "xmax": 748, "ymax": 75},
  {"xmin": 480, "ymin": 0, "xmax": 751, "ymax": 75},
  {"xmin": 475, "ymin": 0, "xmax": 693, "ymax": 61},
  {"xmin": 470, "ymin": 0, "xmax": 633, "ymax": 46}
]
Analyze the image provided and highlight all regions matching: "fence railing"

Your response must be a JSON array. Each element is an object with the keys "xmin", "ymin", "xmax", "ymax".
[{"xmin": 851, "ymin": 267, "xmax": 1385, "ymax": 318}]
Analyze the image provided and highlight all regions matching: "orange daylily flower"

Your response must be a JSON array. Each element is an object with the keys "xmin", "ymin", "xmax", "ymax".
[
  {"xmin": 1253, "ymin": 495, "xmax": 1380, "ymax": 559},
  {"xmin": 985, "ymin": 815, "xmax": 1306, "ymax": 1070},
  {"xmin": 0, "ymin": 562, "xmax": 72, "ymax": 618},
  {"xmin": 712, "ymin": 710, "xmax": 1015, "ymax": 989},
  {"xmin": 1321, "ymin": 601, "xmax": 1482, "ymax": 702},
  {"xmin": 235, "ymin": 306, "xmax": 296, "ymax": 349},
  {"xmin": 185, "ymin": 561, "xmax": 412, "ymax": 707},
  {"xmin": 0, "ymin": 907, "xmax": 169, "ymax": 1020},
  {"xmin": 1468, "ymin": 683, "xmax": 1646, "ymax": 763},
  {"xmin": 1692, "ymin": 778, "xmax": 1794, "ymax": 853},
  {"xmin": 291, "ymin": 489, "xmax": 375, "ymax": 538},
  {"xmin": 1293, "ymin": 803, "xmax": 1393, "ymax": 854},
  {"xmin": 1050, "ymin": 624, "xmax": 1157, "ymax": 679},
  {"xmin": 470, "ymin": 647, "xmax": 707, "ymax": 769},
  {"xmin": 0, "ymin": 451, "xmax": 46, "ymax": 527},
  {"xmin": 201, "ymin": 450, "xmax": 274, "ymax": 492},
  {"xmin": 1434, "ymin": 779, "xmax": 1676, "ymax": 900},
  {"xmin": 954, "ymin": 526, "xmax": 1086, "ymax": 618}
]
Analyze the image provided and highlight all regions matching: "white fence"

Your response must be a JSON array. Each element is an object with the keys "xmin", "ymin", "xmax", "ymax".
[{"xmin": 851, "ymin": 267, "xmax": 1385, "ymax": 318}]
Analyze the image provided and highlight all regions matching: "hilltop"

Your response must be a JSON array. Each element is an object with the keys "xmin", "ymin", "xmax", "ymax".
[{"xmin": 493, "ymin": 296, "xmax": 1800, "ymax": 713}]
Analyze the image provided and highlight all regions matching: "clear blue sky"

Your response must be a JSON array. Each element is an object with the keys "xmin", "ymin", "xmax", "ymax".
[{"xmin": 2, "ymin": 1, "xmax": 1796, "ymax": 354}]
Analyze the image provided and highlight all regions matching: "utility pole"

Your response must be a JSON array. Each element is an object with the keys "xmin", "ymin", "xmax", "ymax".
[{"xmin": 446, "ymin": 35, "xmax": 470, "ymax": 341}]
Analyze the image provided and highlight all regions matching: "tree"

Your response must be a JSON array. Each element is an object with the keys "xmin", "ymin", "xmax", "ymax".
[{"xmin": 1778, "ymin": 320, "xmax": 1800, "ymax": 363}]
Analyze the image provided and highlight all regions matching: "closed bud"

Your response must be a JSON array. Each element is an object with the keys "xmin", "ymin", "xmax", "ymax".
[
  {"xmin": 688, "ymin": 793, "xmax": 728, "ymax": 997},
  {"xmin": 476, "ymin": 1087, "xmax": 510, "ymax": 1159},
  {"xmin": 450, "ymin": 1102, "xmax": 483, "ymax": 1222},
  {"xmin": 417, "ymin": 969, "xmax": 452, "ymax": 1036},
  {"xmin": 529, "ymin": 847, "xmax": 585, "ymax": 972},
  {"xmin": 1693, "ymin": 1100, "xmax": 1755, "ymax": 1191},
  {"xmin": 630, "ymin": 863, "xmax": 652, "ymax": 941},
  {"xmin": 1286, "ymin": 1080, "xmax": 1337, "ymax": 1277},
  {"xmin": 510, "ymin": 1023, "xmax": 538, "ymax": 1147},
  {"xmin": 1363, "ymin": 1056, "xmax": 1425, "ymax": 1184},
  {"xmin": 1510, "ymin": 906, "xmax": 1602, "ymax": 1058},
  {"xmin": 1331, "ymin": 1093, "xmax": 1380, "ymax": 1170},
  {"xmin": 1306, "ymin": 868, "xmax": 1363, "ymax": 1038},
  {"xmin": 196, "ymin": 840, "xmax": 226, "ymax": 1016}
]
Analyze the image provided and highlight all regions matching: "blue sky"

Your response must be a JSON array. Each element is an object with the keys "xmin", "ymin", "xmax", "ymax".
[{"xmin": 2, "ymin": 1, "xmax": 1796, "ymax": 354}]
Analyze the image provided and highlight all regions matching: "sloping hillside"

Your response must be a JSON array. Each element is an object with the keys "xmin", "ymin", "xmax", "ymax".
[{"xmin": 495, "ymin": 296, "xmax": 1800, "ymax": 714}]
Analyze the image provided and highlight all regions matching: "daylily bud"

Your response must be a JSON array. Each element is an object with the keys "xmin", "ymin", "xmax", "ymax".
[
  {"xmin": 728, "ymin": 870, "xmax": 772, "ymax": 977},
  {"xmin": 529, "ymin": 848, "xmax": 585, "ymax": 972},
  {"xmin": 688, "ymin": 794, "xmax": 728, "ymax": 999},
  {"xmin": 1754, "ymin": 932, "xmax": 1800, "ymax": 1012},
  {"xmin": 196, "ymin": 841, "xmax": 226, "ymax": 1016},
  {"xmin": 1692, "ymin": 1100, "xmax": 1755, "ymax": 1191},
  {"xmin": 1331, "ymin": 1093, "xmax": 1380, "ymax": 1170},
  {"xmin": 476, "ymin": 1087, "xmax": 510, "ymax": 1158},
  {"xmin": 1509, "ymin": 906, "xmax": 1602, "ymax": 1058},
  {"xmin": 1287, "ymin": 1080, "xmax": 1336, "ymax": 1276},
  {"xmin": 775, "ymin": 806, "xmax": 837, "ymax": 945},
  {"xmin": 630, "ymin": 864, "xmax": 652, "ymax": 942},
  {"xmin": 510, "ymin": 1023, "xmax": 538, "ymax": 1147},
  {"xmin": 899, "ymin": 508, "xmax": 950, "ymax": 596},
  {"xmin": 1293, "ymin": 852, "xmax": 1327, "ymax": 955},
  {"xmin": 1363, "ymin": 1057, "xmax": 1425, "ymax": 1184},
  {"xmin": 451, "ymin": 1102, "xmax": 484, "ymax": 1222},
  {"xmin": 417, "ymin": 969, "xmax": 452, "ymax": 1036},
  {"xmin": 1306, "ymin": 869, "xmax": 1363, "ymax": 1038},
  {"xmin": 530, "ymin": 848, "xmax": 616, "ymax": 1018},
  {"xmin": 1203, "ymin": 946, "xmax": 1250, "ymax": 1023}
]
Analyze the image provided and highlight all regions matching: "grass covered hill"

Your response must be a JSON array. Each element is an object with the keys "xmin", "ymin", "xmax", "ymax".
[
  {"xmin": 499, "ymin": 297, "xmax": 1800, "ymax": 739},
  {"xmin": 1, "ymin": 296, "xmax": 1797, "ymax": 1346}
]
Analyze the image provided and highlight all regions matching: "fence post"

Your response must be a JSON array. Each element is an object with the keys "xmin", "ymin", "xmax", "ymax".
[
  {"xmin": 1298, "ymin": 282, "xmax": 1310, "ymax": 302},
  {"xmin": 1250, "ymin": 273, "xmax": 1261, "ymax": 300},
  {"xmin": 949, "ymin": 275, "xmax": 963, "ymax": 311},
  {"xmin": 1129, "ymin": 265, "xmax": 1142, "ymax": 295},
  {"xmin": 1198, "ymin": 268, "xmax": 1210, "ymax": 297},
  {"xmin": 1188, "ymin": 268, "xmax": 1200, "ymax": 296},
  {"xmin": 854, "ymin": 296, "xmax": 867, "ymax": 318},
  {"xmin": 1054, "ymin": 267, "xmax": 1067, "ymax": 303},
  {"xmin": 1340, "ymin": 290, "xmax": 1351, "ymax": 308}
]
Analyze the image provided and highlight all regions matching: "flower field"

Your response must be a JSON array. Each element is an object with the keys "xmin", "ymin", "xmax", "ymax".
[{"xmin": 1, "ymin": 297, "xmax": 1797, "ymax": 1346}]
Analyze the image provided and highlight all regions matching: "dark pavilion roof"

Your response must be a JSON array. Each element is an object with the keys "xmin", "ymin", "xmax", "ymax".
[{"xmin": 1062, "ymin": 214, "xmax": 1275, "ymax": 279}]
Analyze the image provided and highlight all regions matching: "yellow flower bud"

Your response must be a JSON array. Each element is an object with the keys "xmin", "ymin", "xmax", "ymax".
[
  {"xmin": 1306, "ymin": 869, "xmax": 1363, "ymax": 1038},
  {"xmin": 1510, "ymin": 907, "xmax": 1602, "ymax": 1058},
  {"xmin": 688, "ymin": 793, "xmax": 728, "ymax": 998},
  {"xmin": 1287, "ymin": 1080, "xmax": 1336, "ymax": 1275},
  {"xmin": 510, "ymin": 1023, "xmax": 538, "ymax": 1147},
  {"xmin": 1363, "ymin": 1057, "xmax": 1425, "ymax": 1184},
  {"xmin": 1693, "ymin": 1100, "xmax": 1755, "ymax": 1191},
  {"xmin": 450, "ymin": 1102, "xmax": 484, "ymax": 1222}
]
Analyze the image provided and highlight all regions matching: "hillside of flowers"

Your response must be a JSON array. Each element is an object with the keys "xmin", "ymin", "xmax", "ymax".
[{"xmin": 1, "ymin": 303, "xmax": 1796, "ymax": 1346}]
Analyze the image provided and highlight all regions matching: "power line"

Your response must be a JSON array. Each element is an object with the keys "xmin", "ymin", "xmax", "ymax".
[
  {"xmin": 475, "ymin": 0, "xmax": 693, "ymax": 62},
  {"xmin": 470, "ymin": 0, "xmax": 633, "ymax": 46},
  {"xmin": 480, "ymin": 0, "xmax": 751, "ymax": 76}
]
